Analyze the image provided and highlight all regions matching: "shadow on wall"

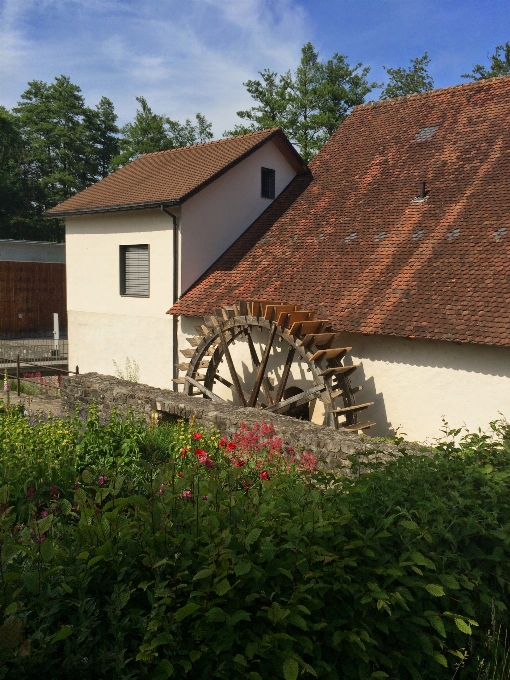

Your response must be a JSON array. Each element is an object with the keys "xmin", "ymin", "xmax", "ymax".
[{"xmin": 347, "ymin": 361, "xmax": 395, "ymax": 438}]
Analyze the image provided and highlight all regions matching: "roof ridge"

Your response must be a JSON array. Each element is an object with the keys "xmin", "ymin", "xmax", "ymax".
[
  {"xmin": 141, "ymin": 127, "xmax": 281, "ymax": 159},
  {"xmin": 355, "ymin": 74, "xmax": 510, "ymax": 112}
]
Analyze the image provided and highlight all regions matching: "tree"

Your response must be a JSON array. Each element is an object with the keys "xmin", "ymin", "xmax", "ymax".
[
  {"xmin": 380, "ymin": 53, "xmax": 434, "ymax": 99},
  {"xmin": 224, "ymin": 42, "xmax": 376, "ymax": 161},
  {"xmin": 83, "ymin": 96, "xmax": 120, "ymax": 180},
  {"xmin": 462, "ymin": 42, "xmax": 510, "ymax": 80},
  {"xmin": 0, "ymin": 107, "xmax": 48, "ymax": 240},
  {"xmin": 14, "ymin": 76, "xmax": 90, "ymax": 209},
  {"xmin": 113, "ymin": 97, "xmax": 214, "ymax": 167}
]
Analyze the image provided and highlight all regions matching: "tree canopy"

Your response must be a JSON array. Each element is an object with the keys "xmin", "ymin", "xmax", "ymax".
[
  {"xmin": 379, "ymin": 53, "xmax": 434, "ymax": 99},
  {"xmin": 225, "ymin": 42, "xmax": 376, "ymax": 162},
  {"xmin": 462, "ymin": 42, "xmax": 510, "ymax": 80}
]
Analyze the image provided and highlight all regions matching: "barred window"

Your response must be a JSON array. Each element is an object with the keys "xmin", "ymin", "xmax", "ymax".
[
  {"xmin": 120, "ymin": 245, "xmax": 149, "ymax": 297},
  {"xmin": 261, "ymin": 167, "xmax": 275, "ymax": 199}
]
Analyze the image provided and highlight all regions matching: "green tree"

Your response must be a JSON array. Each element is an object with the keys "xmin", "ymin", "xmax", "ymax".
[
  {"xmin": 83, "ymin": 96, "xmax": 120, "ymax": 180},
  {"xmin": 14, "ymin": 76, "xmax": 89, "ymax": 209},
  {"xmin": 224, "ymin": 42, "xmax": 376, "ymax": 161},
  {"xmin": 462, "ymin": 41, "xmax": 510, "ymax": 80},
  {"xmin": 0, "ymin": 107, "xmax": 50, "ymax": 240},
  {"xmin": 380, "ymin": 53, "xmax": 434, "ymax": 99},
  {"xmin": 114, "ymin": 97, "xmax": 214, "ymax": 167},
  {"xmin": 224, "ymin": 69, "xmax": 291, "ymax": 136}
]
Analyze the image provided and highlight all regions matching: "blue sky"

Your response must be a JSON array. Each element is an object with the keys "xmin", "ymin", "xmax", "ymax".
[{"xmin": 1, "ymin": 0, "xmax": 509, "ymax": 136}]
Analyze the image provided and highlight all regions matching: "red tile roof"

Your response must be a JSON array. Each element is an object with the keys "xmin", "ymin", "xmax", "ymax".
[
  {"xmin": 171, "ymin": 76, "xmax": 510, "ymax": 348},
  {"xmin": 47, "ymin": 128, "xmax": 305, "ymax": 216}
]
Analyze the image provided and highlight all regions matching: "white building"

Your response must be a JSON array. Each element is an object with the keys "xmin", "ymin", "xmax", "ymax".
[
  {"xmin": 48, "ymin": 77, "xmax": 510, "ymax": 442},
  {"xmin": 47, "ymin": 129, "xmax": 306, "ymax": 389}
]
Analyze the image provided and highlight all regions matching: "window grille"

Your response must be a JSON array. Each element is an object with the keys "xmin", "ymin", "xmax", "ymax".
[
  {"xmin": 261, "ymin": 167, "xmax": 276, "ymax": 199},
  {"xmin": 120, "ymin": 245, "xmax": 149, "ymax": 297}
]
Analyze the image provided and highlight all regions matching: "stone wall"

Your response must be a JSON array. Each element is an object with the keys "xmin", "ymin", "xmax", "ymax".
[{"xmin": 61, "ymin": 373, "xmax": 431, "ymax": 473}]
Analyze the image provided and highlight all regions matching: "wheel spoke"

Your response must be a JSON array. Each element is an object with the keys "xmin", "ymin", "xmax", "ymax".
[
  {"xmin": 248, "ymin": 324, "xmax": 277, "ymax": 407},
  {"xmin": 273, "ymin": 345, "xmax": 295, "ymax": 405},
  {"xmin": 246, "ymin": 330, "xmax": 274, "ymax": 406},
  {"xmin": 217, "ymin": 325, "xmax": 247, "ymax": 407},
  {"xmin": 185, "ymin": 376, "xmax": 225, "ymax": 403}
]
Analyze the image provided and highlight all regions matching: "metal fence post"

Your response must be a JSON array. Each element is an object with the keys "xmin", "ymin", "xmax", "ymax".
[{"xmin": 16, "ymin": 354, "xmax": 20, "ymax": 396}]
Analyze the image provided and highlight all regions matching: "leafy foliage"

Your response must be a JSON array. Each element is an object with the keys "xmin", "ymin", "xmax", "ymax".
[
  {"xmin": 113, "ymin": 96, "xmax": 213, "ymax": 168},
  {"xmin": 0, "ymin": 407, "xmax": 509, "ymax": 678},
  {"xmin": 462, "ymin": 42, "xmax": 510, "ymax": 80},
  {"xmin": 225, "ymin": 42, "xmax": 376, "ymax": 161},
  {"xmin": 380, "ymin": 53, "xmax": 434, "ymax": 99}
]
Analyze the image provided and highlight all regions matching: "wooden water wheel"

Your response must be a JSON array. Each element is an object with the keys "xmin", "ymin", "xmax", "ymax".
[{"xmin": 174, "ymin": 300, "xmax": 375, "ymax": 431}]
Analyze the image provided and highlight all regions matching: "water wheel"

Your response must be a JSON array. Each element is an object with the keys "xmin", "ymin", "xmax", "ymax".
[{"xmin": 174, "ymin": 300, "xmax": 375, "ymax": 431}]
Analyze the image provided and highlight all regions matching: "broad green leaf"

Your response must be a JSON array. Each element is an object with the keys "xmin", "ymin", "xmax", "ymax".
[
  {"xmin": 279, "ymin": 568, "xmax": 293, "ymax": 581},
  {"xmin": 245, "ymin": 528, "xmax": 261, "ymax": 549},
  {"xmin": 82, "ymin": 469, "xmax": 93, "ymax": 484},
  {"xmin": 283, "ymin": 657, "xmax": 299, "ymax": 680},
  {"xmin": 439, "ymin": 575, "xmax": 460, "ymax": 590},
  {"xmin": 60, "ymin": 499, "xmax": 72, "ymax": 515},
  {"xmin": 40, "ymin": 538, "xmax": 55, "ymax": 562},
  {"xmin": 454, "ymin": 618, "xmax": 472, "ymax": 634},
  {"xmin": 433, "ymin": 652, "xmax": 447, "ymax": 667},
  {"xmin": 215, "ymin": 579, "xmax": 231, "ymax": 596},
  {"xmin": 371, "ymin": 673, "xmax": 389, "ymax": 679},
  {"xmin": 411, "ymin": 551, "xmax": 436, "ymax": 570},
  {"xmin": 248, "ymin": 674, "xmax": 262, "ymax": 680},
  {"xmin": 153, "ymin": 659, "xmax": 174, "ymax": 679},
  {"xmin": 424, "ymin": 584, "xmax": 445, "ymax": 597},
  {"xmin": 193, "ymin": 568, "xmax": 213, "ymax": 581},
  {"xmin": 51, "ymin": 625, "xmax": 72, "ymax": 644},
  {"xmin": 175, "ymin": 602, "xmax": 200, "ymax": 622},
  {"xmin": 426, "ymin": 614, "xmax": 446, "ymax": 637},
  {"xmin": 229, "ymin": 610, "xmax": 251, "ymax": 625},
  {"xmin": 234, "ymin": 561, "xmax": 251, "ymax": 576},
  {"xmin": 87, "ymin": 555, "xmax": 103, "ymax": 569},
  {"xmin": 234, "ymin": 654, "xmax": 248, "ymax": 666},
  {"xmin": 401, "ymin": 520, "xmax": 419, "ymax": 530},
  {"xmin": 206, "ymin": 607, "xmax": 226, "ymax": 622}
]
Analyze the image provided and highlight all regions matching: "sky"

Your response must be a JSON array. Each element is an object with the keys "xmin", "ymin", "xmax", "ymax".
[{"xmin": 1, "ymin": 0, "xmax": 509, "ymax": 136}]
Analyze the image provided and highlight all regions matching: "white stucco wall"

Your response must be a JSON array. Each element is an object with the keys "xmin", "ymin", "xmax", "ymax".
[
  {"xmin": 180, "ymin": 140, "xmax": 297, "ymax": 293},
  {"xmin": 335, "ymin": 332, "xmax": 510, "ymax": 442},
  {"xmin": 178, "ymin": 317, "xmax": 510, "ymax": 443},
  {"xmin": 0, "ymin": 240, "xmax": 65, "ymax": 263},
  {"xmin": 66, "ymin": 209, "xmax": 179, "ymax": 388}
]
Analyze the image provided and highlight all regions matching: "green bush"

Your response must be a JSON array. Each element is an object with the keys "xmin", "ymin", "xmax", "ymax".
[{"xmin": 0, "ymin": 411, "xmax": 509, "ymax": 679}]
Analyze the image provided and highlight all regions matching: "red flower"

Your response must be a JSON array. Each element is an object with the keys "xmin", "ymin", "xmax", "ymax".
[
  {"xmin": 219, "ymin": 437, "xmax": 228, "ymax": 447},
  {"xmin": 178, "ymin": 471, "xmax": 183, "ymax": 478},
  {"xmin": 181, "ymin": 448, "xmax": 189, "ymax": 458},
  {"xmin": 193, "ymin": 432, "xmax": 202, "ymax": 440},
  {"xmin": 27, "ymin": 487, "xmax": 35, "ymax": 500},
  {"xmin": 74, "ymin": 482, "xmax": 81, "ymax": 489},
  {"xmin": 233, "ymin": 458, "xmax": 246, "ymax": 468},
  {"xmin": 50, "ymin": 485, "xmax": 59, "ymax": 496},
  {"xmin": 226, "ymin": 442, "xmax": 236, "ymax": 451},
  {"xmin": 259, "ymin": 470, "xmax": 270, "ymax": 481},
  {"xmin": 194, "ymin": 448, "xmax": 207, "ymax": 457}
]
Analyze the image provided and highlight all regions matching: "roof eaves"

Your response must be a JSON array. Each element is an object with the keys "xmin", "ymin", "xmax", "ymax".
[
  {"xmin": 179, "ymin": 128, "xmax": 307, "ymax": 205},
  {"xmin": 44, "ymin": 199, "xmax": 180, "ymax": 218}
]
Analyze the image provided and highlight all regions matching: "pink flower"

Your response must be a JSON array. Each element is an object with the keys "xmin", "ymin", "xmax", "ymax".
[
  {"xmin": 40, "ymin": 510, "xmax": 48, "ymax": 518},
  {"xmin": 202, "ymin": 495, "xmax": 209, "ymax": 500},
  {"xmin": 182, "ymin": 490, "xmax": 192, "ymax": 499},
  {"xmin": 158, "ymin": 483, "xmax": 165, "ymax": 495},
  {"xmin": 98, "ymin": 476, "xmax": 107, "ymax": 487},
  {"xmin": 204, "ymin": 458, "xmax": 214, "ymax": 469},
  {"xmin": 193, "ymin": 432, "xmax": 202, "ymax": 441},
  {"xmin": 37, "ymin": 534, "xmax": 46, "ymax": 543},
  {"xmin": 259, "ymin": 470, "xmax": 270, "ymax": 481}
]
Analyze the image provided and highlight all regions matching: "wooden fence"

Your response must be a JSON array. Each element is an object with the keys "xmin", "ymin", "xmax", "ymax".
[{"xmin": 0, "ymin": 261, "xmax": 67, "ymax": 335}]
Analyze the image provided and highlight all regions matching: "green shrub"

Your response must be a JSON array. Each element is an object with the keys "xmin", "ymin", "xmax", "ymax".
[{"xmin": 0, "ymin": 413, "xmax": 509, "ymax": 679}]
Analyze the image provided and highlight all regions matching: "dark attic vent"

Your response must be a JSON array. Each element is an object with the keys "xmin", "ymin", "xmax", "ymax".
[{"xmin": 414, "ymin": 126, "xmax": 437, "ymax": 141}]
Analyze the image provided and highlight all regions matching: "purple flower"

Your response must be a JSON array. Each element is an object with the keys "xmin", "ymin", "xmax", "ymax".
[
  {"xmin": 40, "ymin": 510, "xmax": 48, "ymax": 518},
  {"xmin": 202, "ymin": 495, "xmax": 209, "ymax": 500},
  {"xmin": 98, "ymin": 476, "xmax": 107, "ymax": 487}
]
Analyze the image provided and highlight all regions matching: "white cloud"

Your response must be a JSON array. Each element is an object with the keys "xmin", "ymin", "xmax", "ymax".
[{"xmin": 0, "ymin": 0, "xmax": 308, "ymax": 135}]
